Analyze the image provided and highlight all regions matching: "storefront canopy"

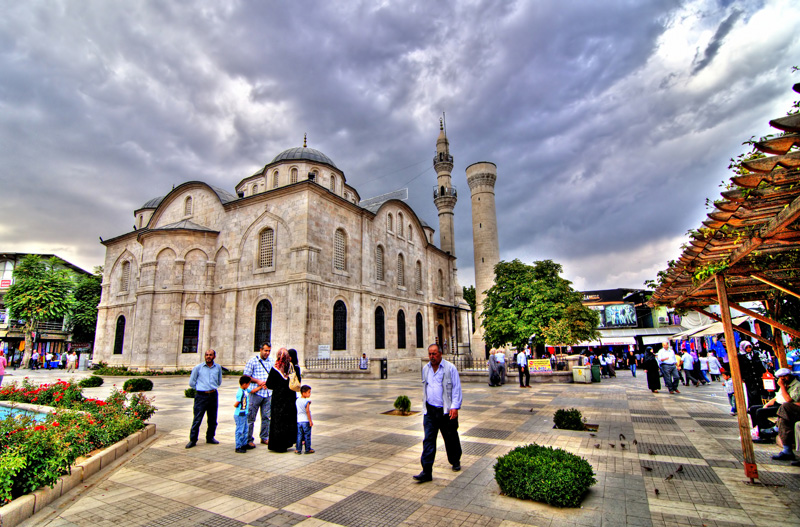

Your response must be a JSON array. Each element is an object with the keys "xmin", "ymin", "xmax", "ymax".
[{"xmin": 599, "ymin": 337, "xmax": 636, "ymax": 346}]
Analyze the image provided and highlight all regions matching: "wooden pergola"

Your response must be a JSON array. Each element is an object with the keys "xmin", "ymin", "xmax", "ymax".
[{"xmin": 649, "ymin": 83, "xmax": 800, "ymax": 482}]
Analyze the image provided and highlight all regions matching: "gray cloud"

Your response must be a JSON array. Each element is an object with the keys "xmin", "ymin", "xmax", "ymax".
[{"xmin": 692, "ymin": 8, "xmax": 742, "ymax": 74}]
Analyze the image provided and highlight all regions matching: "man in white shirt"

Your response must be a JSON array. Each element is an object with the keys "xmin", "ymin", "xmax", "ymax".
[
  {"xmin": 517, "ymin": 348, "xmax": 530, "ymax": 388},
  {"xmin": 496, "ymin": 349, "xmax": 506, "ymax": 384},
  {"xmin": 657, "ymin": 341, "xmax": 681, "ymax": 394}
]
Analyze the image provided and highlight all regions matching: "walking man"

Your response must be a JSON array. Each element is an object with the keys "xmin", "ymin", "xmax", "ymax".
[
  {"xmin": 243, "ymin": 341, "xmax": 273, "ymax": 448},
  {"xmin": 517, "ymin": 348, "xmax": 530, "ymax": 388},
  {"xmin": 496, "ymin": 348, "xmax": 506, "ymax": 384},
  {"xmin": 414, "ymin": 344, "xmax": 462, "ymax": 482},
  {"xmin": 657, "ymin": 340, "xmax": 681, "ymax": 394},
  {"xmin": 187, "ymin": 349, "xmax": 222, "ymax": 448}
]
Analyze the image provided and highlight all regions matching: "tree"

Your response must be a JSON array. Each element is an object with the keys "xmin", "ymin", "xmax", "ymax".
[
  {"xmin": 69, "ymin": 266, "xmax": 103, "ymax": 345},
  {"xmin": 462, "ymin": 285, "xmax": 476, "ymax": 329},
  {"xmin": 3, "ymin": 255, "xmax": 75, "ymax": 367},
  {"xmin": 481, "ymin": 259, "xmax": 600, "ymax": 350}
]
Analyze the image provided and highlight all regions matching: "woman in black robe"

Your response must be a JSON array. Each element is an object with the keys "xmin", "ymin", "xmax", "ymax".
[
  {"xmin": 266, "ymin": 349, "xmax": 296, "ymax": 452},
  {"xmin": 642, "ymin": 347, "xmax": 661, "ymax": 393}
]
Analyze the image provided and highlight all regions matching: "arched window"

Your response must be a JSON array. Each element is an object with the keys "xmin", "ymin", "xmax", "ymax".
[
  {"xmin": 272, "ymin": 171, "xmax": 280, "ymax": 188},
  {"xmin": 310, "ymin": 170, "xmax": 318, "ymax": 182},
  {"xmin": 252, "ymin": 184, "xmax": 258, "ymax": 195},
  {"xmin": 438, "ymin": 269, "xmax": 444, "ymax": 297},
  {"xmin": 374, "ymin": 306, "xmax": 385, "ymax": 349},
  {"xmin": 120, "ymin": 261, "xmax": 131, "ymax": 292},
  {"xmin": 184, "ymin": 196, "xmax": 193, "ymax": 216},
  {"xmin": 334, "ymin": 229, "xmax": 347, "ymax": 271},
  {"xmin": 415, "ymin": 261, "xmax": 422, "ymax": 292},
  {"xmin": 376, "ymin": 245, "xmax": 384, "ymax": 281},
  {"xmin": 408, "ymin": 226, "xmax": 413, "ymax": 242},
  {"xmin": 258, "ymin": 228, "xmax": 275, "ymax": 269},
  {"xmin": 398, "ymin": 213, "xmax": 404, "ymax": 237},
  {"xmin": 387, "ymin": 213, "xmax": 393, "ymax": 232},
  {"xmin": 397, "ymin": 310, "xmax": 406, "ymax": 349},
  {"xmin": 333, "ymin": 300, "xmax": 347, "ymax": 350},
  {"xmin": 291, "ymin": 168, "xmax": 298, "ymax": 184},
  {"xmin": 113, "ymin": 316, "xmax": 125, "ymax": 354},
  {"xmin": 416, "ymin": 312, "xmax": 424, "ymax": 348},
  {"xmin": 397, "ymin": 254, "xmax": 405, "ymax": 287},
  {"xmin": 330, "ymin": 174, "xmax": 336, "ymax": 192},
  {"xmin": 254, "ymin": 299, "xmax": 272, "ymax": 351}
]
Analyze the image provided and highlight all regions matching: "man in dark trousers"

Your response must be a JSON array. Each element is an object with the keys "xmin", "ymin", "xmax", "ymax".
[
  {"xmin": 414, "ymin": 344, "xmax": 462, "ymax": 482},
  {"xmin": 737, "ymin": 341, "xmax": 766, "ymax": 409},
  {"xmin": 187, "ymin": 349, "xmax": 222, "ymax": 448}
]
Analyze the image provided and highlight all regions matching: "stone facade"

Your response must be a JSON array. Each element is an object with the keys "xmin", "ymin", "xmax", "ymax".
[{"xmin": 95, "ymin": 142, "xmax": 472, "ymax": 370}]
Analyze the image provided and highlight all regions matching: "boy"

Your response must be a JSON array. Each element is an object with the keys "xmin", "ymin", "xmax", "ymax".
[
  {"xmin": 234, "ymin": 375, "xmax": 255, "ymax": 453},
  {"xmin": 296, "ymin": 385, "xmax": 314, "ymax": 454},
  {"xmin": 722, "ymin": 370, "xmax": 736, "ymax": 416}
]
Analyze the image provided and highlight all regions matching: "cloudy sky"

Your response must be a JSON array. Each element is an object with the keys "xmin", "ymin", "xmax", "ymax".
[{"xmin": 1, "ymin": 0, "xmax": 798, "ymax": 291}]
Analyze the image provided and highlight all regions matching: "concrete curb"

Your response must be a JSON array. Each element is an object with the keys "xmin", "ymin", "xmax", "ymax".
[{"xmin": 0, "ymin": 423, "xmax": 156, "ymax": 527}]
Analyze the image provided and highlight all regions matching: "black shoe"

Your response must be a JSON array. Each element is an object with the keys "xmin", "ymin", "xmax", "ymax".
[
  {"xmin": 185, "ymin": 441, "xmax": 197, "ymax": 449},
  {"xmin": 413, "ymin": 472, "xmax": 432, "ymax": 482},
  {"xmin": 235, "ymin": 448, "xmax": 247, "ymax": 453},
  {"xmin": 245, "ymin": 444, "xmax": 256, "ymax": 450},
  {"xmin": 753, "ymin": 437, "xmax": 775, "ymax": 444},
  {"xmin": 452, "ymin": 464, "xmax": 461, "ymax": 472},
  {"xmin": 791, "ymin": 460, "xmax": 800, "ymax": 467},
  {"xmin": 772, "ymin": 452, "xmax": 796, "ymax": 461},
  {"xmin": 206, "ymin": 438, "xmax": 220, "ymax": 444}
]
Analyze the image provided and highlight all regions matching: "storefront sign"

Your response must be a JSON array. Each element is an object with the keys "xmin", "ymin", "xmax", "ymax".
[
  {"xmin": 528, "ymin": 359, "xmax": 552, "ymax": 373},
  {"xmin": 0, "ymin": 280, "xmax": 11, "ymax": 288}
]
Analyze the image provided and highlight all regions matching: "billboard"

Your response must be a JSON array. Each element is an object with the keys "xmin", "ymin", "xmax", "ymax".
[{"xmin": 603, "ymin": 303, "xmax": 637, "ymax": 328}]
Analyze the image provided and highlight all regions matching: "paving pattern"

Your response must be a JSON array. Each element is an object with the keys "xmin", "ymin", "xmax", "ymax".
[{"xmin": 9, "ymin": 368, "xmax": 800, "ymax": 527}]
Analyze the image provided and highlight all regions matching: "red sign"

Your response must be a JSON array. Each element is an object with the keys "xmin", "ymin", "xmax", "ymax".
[{"xmin": 0, "ymin": 280, "xmax": 10, "ymax": 287}]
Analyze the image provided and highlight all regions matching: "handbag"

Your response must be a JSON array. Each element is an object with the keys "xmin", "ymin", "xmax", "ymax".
[{"xmin": 288, "ymin": 364, "xmax": 301, "ymax": 392}]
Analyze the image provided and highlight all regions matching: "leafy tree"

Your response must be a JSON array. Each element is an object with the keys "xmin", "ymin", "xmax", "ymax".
[
  {"xmin": 481, "ymin": 259, "xmax": 599, "ymax": 350},
  {"xmin": 3, "ymin": 255, "xmax": 75, "ymax": 367},
  {"xmin": 462, "ymin": 285, "xmax": 476, "ymax": 328},
  {"xmin": 69, "ymin": 266, "xmax": 103, "ymax": 345}
]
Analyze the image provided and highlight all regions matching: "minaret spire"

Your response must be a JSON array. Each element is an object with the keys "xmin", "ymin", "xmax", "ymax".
[{"xmin": 303, "ymin": 133, "xmax": 307, "ymax": 148}]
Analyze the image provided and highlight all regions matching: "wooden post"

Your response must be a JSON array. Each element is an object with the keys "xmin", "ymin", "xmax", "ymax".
[
  {"xmin": 715, "ymin": 274, "xmax": 758, "ymax": 482},
  {"xmin": 764, "ymin": 299, "xmax": 788, "ymax": 369}
]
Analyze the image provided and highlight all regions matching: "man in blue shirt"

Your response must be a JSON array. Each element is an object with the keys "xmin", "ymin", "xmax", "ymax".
[
  {"xmin": 243, "ymin": 342, "xmax": 273, "ymax": 448},
  {"xmin": 414, "ymin": 344, "xmax": 462, "ymax": 482},
  {"xmin": 187, "ymin": 349, "xmax": 223, "ymax": 448}
]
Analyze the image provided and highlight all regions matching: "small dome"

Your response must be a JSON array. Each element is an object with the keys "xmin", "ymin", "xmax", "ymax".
[
  {"xmin": 140, "ymin": 196, "xmax": 165, "ymax": 209},
  {"xmin": 271, "ymin": 147, "xmax": 337, "ymax": 169}
]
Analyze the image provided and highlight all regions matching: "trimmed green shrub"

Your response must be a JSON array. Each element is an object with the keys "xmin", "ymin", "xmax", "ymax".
[
  {"xmin": 394, "ymin": 395, "xmax": 411, "ymax": 414},
  {"xmin": 122, "ymin": 378, "xmax": 153, "ymax": 392},
  {"xmin": 494, "ymin": 443, "xmax": 596, "ymax": 507},
  {"xmin": 553, "ymin": 408, "xmax": 585, "ymax": 430},
  {"xmin": 185, "ymin": 388, "xmax": 196, "ymax": 398},
  {"xmin": 79, "ymin": 376, "xmax": 104, "ymax": 388}
]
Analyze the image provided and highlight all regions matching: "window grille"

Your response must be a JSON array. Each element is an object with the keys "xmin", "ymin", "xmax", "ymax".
[
  {"xmin": 376, "ymin": 246, "xmax": 384, "ymax": 281},
  {"xmin": 330, "ymin": 175, "xmax": 336, "ymax": 192},
  {"xmin": 397, "ymin": 310, "xmax": 406, "ymax": 349},
  {"xmin": 438, "ymin": 269, "xmax": 444, "ymax": 297},
  {"xmin": 273, "ymin": 171, "xmax": 279, "ymax": 188},
  {"xmin": 387, "ymin": 214, "xmax": 393, "ymax": 232},
  {"xmin": 416, "ymin": 312, "xmax": 424, "ymax": 348},
  {"xmin": 334, "ymin": 229, "xmax": 346, "ymax": 271},
  {"xmin": 333, "ymin": 300, "xmax": 347, "ymax": 350},
  {"xmin": 182, "ymin": 320, "xmax": 200, "ymax": 353},
  {"xmin": 258, "ymin": 228, "xmax": 274, "ymax": 268},
  {"xmin": 254, "ymin": 299, "xmax": 272, "ymax": 351},
  {"xmin": 121, "ymin": 261, "xmax": 130, "ymax": 292},
  {"xmin": 184, "ymin": 196, "xmax": 193, "ymax": 216},
  {"xmin": 398, "ymin": 213, "xmax": 404, "ymax": 237},
  {"xmin": 291, "ymin": 168, "xmax": 298, "ymax": 183},
  {"xmin": 113, "ymin": 316, "xmax": 125, "ymax": 354},
  {"xmin": 408, "ymin": 227, "xmax": 412, "ymax": 242},
  {"xmin": 397, "ymin": 254, "xmax": 404, "ymax": 287},
  {"xmin": 374, "ymin": 306, "xmax": 385, "ymax": 349},
  {"xmin": 415, "ymin": 261, "xmax": 422, "ymax": 291}
]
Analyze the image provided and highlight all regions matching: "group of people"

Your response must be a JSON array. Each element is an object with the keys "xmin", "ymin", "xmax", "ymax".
[
  {"xmin": 640, "ymin": 342, "xmax": 726, "ymax": 394},
  {"xmin": 21, "ymin": 349, "xmax": 79, "ymax": 371},
  {"xmin": 488, "ymin": 347, "xmax": 533, "ymax": 388},
  {"xmin": 187, "ymin": 343, "xmax": 313, "ymax": 455}
]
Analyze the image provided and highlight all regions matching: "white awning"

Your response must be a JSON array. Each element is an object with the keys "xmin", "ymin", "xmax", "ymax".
[
  {"xmin": 689, "ymin": 316, "xmax": 750, "ymax": 338},
  {"xmin": 574, "ymin": 340, "xmax": 601, "ymax": 347},
  {"xmin": 600, "ymin": 337, "xmax": 636, "ymax": 346},
  {"xmin": 641, "ymin": 336, "xmax": 670, "ymax": 345}
]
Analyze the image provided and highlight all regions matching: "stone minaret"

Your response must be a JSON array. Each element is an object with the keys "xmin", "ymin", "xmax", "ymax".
[
  {"xmin": 433, "ymin": 118, "xmax": 456, "ymax": 256},
  {"xmin": 466, "ymin": 161, "xmax": 499, "ymax": 357}
]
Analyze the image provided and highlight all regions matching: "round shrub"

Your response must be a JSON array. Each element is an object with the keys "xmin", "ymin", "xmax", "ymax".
[
  {"xmin": 494, "ymin": 443, "xmax": 596, "ymax": 507},
  {"xmin": 79, "ymin": 376, "xmax": 104, "ymax": 388},
  {"xmin": 394, "ymin": 395, "xmax": 411, "ymax": 414},
  {"xmin": 553, "ymin": 408, "xmax": 585, "ymax": 430},
  {"xmin": 122, "ymin": 378, "xmax": 153, "ymax": 392},
  {"xmin": 184, "ymin": 388, "xmax": 196, "ymax": 398}
]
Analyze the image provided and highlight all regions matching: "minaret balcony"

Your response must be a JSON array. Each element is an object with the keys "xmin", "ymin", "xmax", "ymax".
[{"xmin": 433, "ymin": 186, "xmax": 458, "ymax": 199}]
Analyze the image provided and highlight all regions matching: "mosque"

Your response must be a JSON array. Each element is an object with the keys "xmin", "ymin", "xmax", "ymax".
[{"xmin": 93, "ymin": 122, "xmax": 499, "ymax": 370}]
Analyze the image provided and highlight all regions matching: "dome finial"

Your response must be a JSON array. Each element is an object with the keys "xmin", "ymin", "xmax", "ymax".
[
  {"xmin": 303, "ymin": 133, "xmax": 307, "ymax": 148},
  {"xmin": 439, "ymin": 117, "xmax": 443, "ymax": 131}
]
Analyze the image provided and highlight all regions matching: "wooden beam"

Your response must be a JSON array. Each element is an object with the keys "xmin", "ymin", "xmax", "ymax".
[
  {"xmin": 715, "ymin": 274, "xmax": 758, "ymax": 482},
  {"xmin": 752, "ymin": 274, "xmax": 800, "ymax": 301},
  {"xmin": 726, "ymin": 301, "xmax": 800, "ymax": 341},
  {"xmin": 727, "ymin": 193, "xmax": 800, "ymax": 266},
  {"xmin": 694, "ymin": 308, "xmax": 775, "ymax": 348},
  {"xmin": 764, "ymin": 300, "xmax": 788, "ymax": 369}
]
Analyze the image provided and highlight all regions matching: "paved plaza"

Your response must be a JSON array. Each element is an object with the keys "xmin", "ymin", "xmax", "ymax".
[{"xmin": 7, "ymin": 368, "xmax": 800, "ymax": 527}]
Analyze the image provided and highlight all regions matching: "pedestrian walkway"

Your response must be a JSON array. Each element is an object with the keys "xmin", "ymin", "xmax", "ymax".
[{"xmin": 17, "ymin": 370, "xmax": 800, "ymax": 527}]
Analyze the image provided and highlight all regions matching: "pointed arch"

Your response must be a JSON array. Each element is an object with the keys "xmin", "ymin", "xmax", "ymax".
[
  {"xmin": 416, "ymin": 312, "xmax": 424, "ymax": 348},
  {"xmin": 376, "ymin": 245, "xmax": 384, "ymax": 281},
  {"xmin": 375, "ymin": 306, "xmax": 385, "ymax": 349},
  {"xmin": 114, "ymin": 315, "xmax": 126, "ymax": 354},
  {"xmin": 333, "ymin": 300, "xmax": 347, "ymax": 350},
  {"xmin": 397, "ymin": 309, "xmax": 406, "ymax": 349},
  {"xmin": 254, "ymin": 299, "xmax": 272, "ymax": 351}
]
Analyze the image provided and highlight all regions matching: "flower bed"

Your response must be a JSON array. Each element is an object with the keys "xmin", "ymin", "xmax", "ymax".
[{"xmin": 0, "ymin": 379, "xmax": 156, "ymax": 504}]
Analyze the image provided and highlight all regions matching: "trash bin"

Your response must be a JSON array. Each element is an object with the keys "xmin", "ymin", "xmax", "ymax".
[
  {"xmin": 380, "ymin": 358, "xmax": 388, "ymax": 379},
  {"xmin": 590, "ymin": 365, "xmax": 601, "ymax": 382},
  {"xmin": 572, "ymin": 366, "xmax": 592, "ymax": 384}
]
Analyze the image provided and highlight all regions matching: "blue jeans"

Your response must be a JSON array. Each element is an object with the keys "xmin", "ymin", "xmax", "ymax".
[
  {"xmin": 630, "ymin": 363, "xmax": 636, "ymax": 377},
  {"xmin": 296, "ymin": 422, "xmax": 312, "ymax": 452},
  {"xmin": 421, "ymin": 403, "xmax": 461, "ymax": 474},
  {"xmin": 234, "ymin": 413, "xmax": 248, "ymax": 449},
  {"xmin": 248, "ymin": 392, "xmax": 271, "ymax": 443},
  {"xmin": 728, "ymin": 393, "xmax": 736, "ymax": 414}
]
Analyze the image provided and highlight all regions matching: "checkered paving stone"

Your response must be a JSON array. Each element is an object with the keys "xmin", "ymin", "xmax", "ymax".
[
  {"xmin": 297, "ymin": 459, "xmax": 365, "ymax": 484},
  {"xmin": 757, "ymin": 470, "xmax": 800, "ymax": 491},
  {"xmin": 629, "ymin": 409, "xmax": 669, "ymax": 416},
  {"xmin": 315, "ymin": 490, "xmax": 421, "ymax": 527},
  {"xmin": 463, "ymin": 427, "xmax": 512, "ymax": 440},
  {"xmin": 644, "ymin": 477, "xmax": 741, "ymax": 509},
  {"xmin": 696, "ymin": 418, "xmax": 738, "ymax": 428},
  {"xmin": 655, "ymin": 513, "xmax": 752, "ymax": 527},
  {"xmin": 250, "ymin": 509, "xmax": 309, "ymax": 527},
  {"xmin": 513, "ymin": 401, "xmax": 546, "ymax": 408},
  {"xmin": 638, "ymin": 460, "xmax": 724, "ymax": 484},
  {"xmin": 148, "ymin": 507, "xmax": 246, "ymax": 527},
  {"xmin": 500, "ymin": 407, "xmax": 535, "ymax": 415},
  {"xmin": 128, "ymin": 454, "xmax": 201, "ymax": 475},
  {"xmin": 230, "ymin": 475, "xmax": 328, "ymax": 508},
  {"xmin": 631, "ymin": 416, "xmax": 676, "ymax": 425},
  {"xmin": 348, "ymin": 440, "xmax": 408, "ymax": 458},
  {"xmin": 401, "ymin": 504, "xmax": 503, "ymax": 527},
  {"xmin": 372, "ymin": 432, "xmax": 421, "ymax": 447},
  {"xmin": 688, "ymin": 411, "xmax": 734, "ymax": 418},
  {"xmin": 718, "ymin": 439, "xmax": 790, "ymax": 465},
  {"xmin": 634, "ymin": 442, "xmax": 703, "ymax": 459},
  {"xmin": 185, "ymin": 465, "xmax": 260, "ymax": 492},
  {"xmin": 437, "ymin": 440, "xmax": 497, "ymax": 457},
  {"xmin": 63, "ymin": 493, "xmax": 185, "ymax": 526},
  {"xmin": 312, "ymin": 412, "xmax": 345, "ymax": 421}
]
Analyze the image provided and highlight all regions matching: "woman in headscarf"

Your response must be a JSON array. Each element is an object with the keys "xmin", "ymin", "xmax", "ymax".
[
  {"xmin": 738, "ymin": 340, "xmax": 766, "ymax": 409},
  {"xmin": 642, "ymin": 347, "xmax": 661, "ymax": 393},
  {"xmin": 266, "ymin": 348, "xmax": 296, "ymax": 452}
]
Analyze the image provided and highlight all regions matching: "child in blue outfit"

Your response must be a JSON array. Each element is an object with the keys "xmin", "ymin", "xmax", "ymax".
[
  {"xmin": 234, "ymin": 375, "xmax": 256, "ymax": 453},
  {"xmin": 296, "ymin": 385, "xmax": 314, "ymax": 454},
  {"xmin": 722, "ymin": 370, "xmax": 736, "ymax": 416}
]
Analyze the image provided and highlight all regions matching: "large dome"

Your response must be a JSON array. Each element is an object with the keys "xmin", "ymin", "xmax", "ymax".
[{"xmin": 270, "ymin": 147, "xmax": 338, "ymax": 169}]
